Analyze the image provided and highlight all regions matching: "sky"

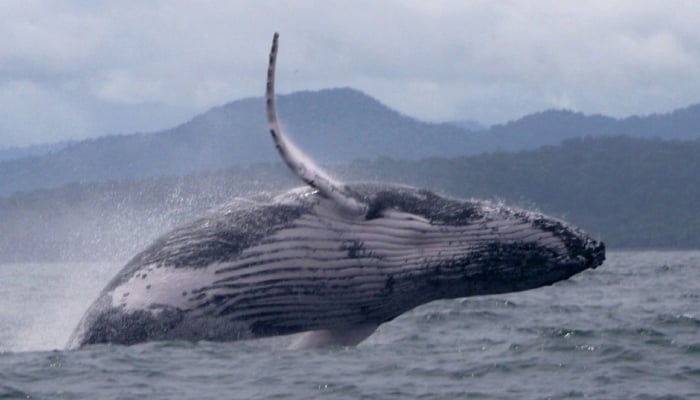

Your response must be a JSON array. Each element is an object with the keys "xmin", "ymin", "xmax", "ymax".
[{"xmin": 1, "ymin": 1, "xmax": 700, "ymax": 148}]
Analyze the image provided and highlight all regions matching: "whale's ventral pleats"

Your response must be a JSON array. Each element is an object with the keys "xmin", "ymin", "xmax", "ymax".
[{"xmin": 67, "ymin": 33, "xmax": 604, "ymax": 350}]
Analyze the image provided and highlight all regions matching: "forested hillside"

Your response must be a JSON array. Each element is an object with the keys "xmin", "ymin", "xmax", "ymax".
[
  {"xmin": 344, "ymin": 136, "xmax": 700, "ymax": 248},
  {"xmin": 1, "ymin": 136, "xmax": 698, "ymax": 262},
  {"xmin": 2, "ymin": 87, "xmax": 699, "ymax": 196},
  {"xmin": 0, "ymin": 88, "xmax": 470, "ymax": 195}
]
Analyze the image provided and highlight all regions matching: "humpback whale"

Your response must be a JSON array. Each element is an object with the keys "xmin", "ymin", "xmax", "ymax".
[{"xmin": 67, "ymin": 33, "xmax": 605, "ymax": 349}]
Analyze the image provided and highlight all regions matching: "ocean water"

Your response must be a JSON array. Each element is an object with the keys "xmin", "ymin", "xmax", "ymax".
[{"xmin": 0, "ymin": 251, "xmax": 698, "ymax": 399}]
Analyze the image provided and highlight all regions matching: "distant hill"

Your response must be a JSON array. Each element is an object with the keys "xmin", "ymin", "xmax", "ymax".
[
  {"xmin": 2, "ymin": 87, "xmax": 700, "ymax": 196},
  {"xmin": 447, "ymin": 119, "xmax": 485, "ymax": 131},
  {"xmin": 1, "ymin": 135, "xmax": 699, "ymax": 262},
  {"xmin": 0, "ymin": 88, "xmax": 473, "ymax": 195},
  {"xmin": 0, "ymin": 140, "xmax": 76, "ymax": 162},
  {"xmin": 484, "ymin": 104, "xmax": 700, "ymax": 151}
]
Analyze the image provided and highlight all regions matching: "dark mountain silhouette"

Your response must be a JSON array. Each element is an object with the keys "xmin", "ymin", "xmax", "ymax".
[
  {"xmin": 0, "ymin": 88, "xmax": 473, "ymax": 195},
  {"xmin": 485, "ymin": 103, "xmax": 700, "ymax": 151},
  {"xmin": 2, "ymin": 87, "xmax": 700, "ymax": 196},
  {"xmin": 0, "ymin": 140, "xmax": 76, "ymax": 162},
  {"xmin": 2, "ymin": 135, "xmax": 699, "ymax": 262}
]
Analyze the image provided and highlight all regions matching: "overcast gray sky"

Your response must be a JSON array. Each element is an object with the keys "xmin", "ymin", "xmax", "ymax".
[{"xmin": 1, "ymin": 1, "xmax": 699, "ymax": 147}]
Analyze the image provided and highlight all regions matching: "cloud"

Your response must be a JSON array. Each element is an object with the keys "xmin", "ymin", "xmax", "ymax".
[
  {"xmin": 1, "ymin": 1, "xmax": 700, "ymax": 147},
  {"xmin": 0, "ymin": 2, "xmax": 106, "ymax": 83},
  {"xmin": 0, "ymin": 80, "xmax": 91, "ymax": 145}
]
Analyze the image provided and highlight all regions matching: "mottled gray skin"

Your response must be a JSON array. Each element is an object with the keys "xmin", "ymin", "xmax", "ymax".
[
  {"xmin": 68, "ymin": 32, "xmax": 605, "ymax": 349},
  {"xmin": 68, "ymin": 183, "xmax": 604, "ymax": 348}
]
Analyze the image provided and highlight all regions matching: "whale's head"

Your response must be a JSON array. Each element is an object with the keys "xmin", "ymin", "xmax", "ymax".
[
  {"xmin": 267, "ymin": 32, "xmax": 605, "ymax": 311},
  {"xmin": 344, "ymin": 184, "xmax": 605, "ymax": 302}
]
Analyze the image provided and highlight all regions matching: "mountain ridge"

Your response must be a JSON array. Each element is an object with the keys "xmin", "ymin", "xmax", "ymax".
[
  {"xmin": 2, "ymin": 134, "xmax": 699, "ymax": 262},
  {"xmin": 2, "ymin": 87, "xmax": 700, "ymax": 196}
]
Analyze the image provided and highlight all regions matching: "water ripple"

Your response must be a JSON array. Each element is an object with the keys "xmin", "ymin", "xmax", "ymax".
[{"xmin": 0, "ymin": 251, "xmax": 699, "ymax": 399}]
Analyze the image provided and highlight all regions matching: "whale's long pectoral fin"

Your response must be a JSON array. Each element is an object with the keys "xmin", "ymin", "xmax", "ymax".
[{"xmin": 266, "ymin": 33, "xmax": 367, "ymax": 217}]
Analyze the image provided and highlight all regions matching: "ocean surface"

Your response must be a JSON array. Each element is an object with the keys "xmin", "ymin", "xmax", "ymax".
[{"xmin": 1, "ymin": 251, "xmax": 698, "ymax": 399}]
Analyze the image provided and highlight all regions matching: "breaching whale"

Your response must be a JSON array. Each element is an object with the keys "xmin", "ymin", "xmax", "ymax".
[{"xmin": 67, "ymin": 33, "xmax": 605, "ymax": 349}]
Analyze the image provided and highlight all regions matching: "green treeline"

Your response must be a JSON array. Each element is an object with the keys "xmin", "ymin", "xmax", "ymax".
[
  {"xmin": 343, "ymin": 136, "xmax": 700, "ymax": 248},
  {"xmin": 1, "ymin": 135, "xmax": 698, "ymax": 262}
]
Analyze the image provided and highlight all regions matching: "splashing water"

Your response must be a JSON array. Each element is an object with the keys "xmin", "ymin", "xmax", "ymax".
[{"xmin": 0, "ymin": 262, "xmax": 120, "ymax": 352}]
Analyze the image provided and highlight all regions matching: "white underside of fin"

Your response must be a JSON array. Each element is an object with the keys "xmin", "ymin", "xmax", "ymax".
[
  {"xmin": 288, "ymin": 323, "xmax": 379, "ymax": 350},
  {"xmin": 266, "ymin": 33, "xmax": 367, "ymax": 217}
]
